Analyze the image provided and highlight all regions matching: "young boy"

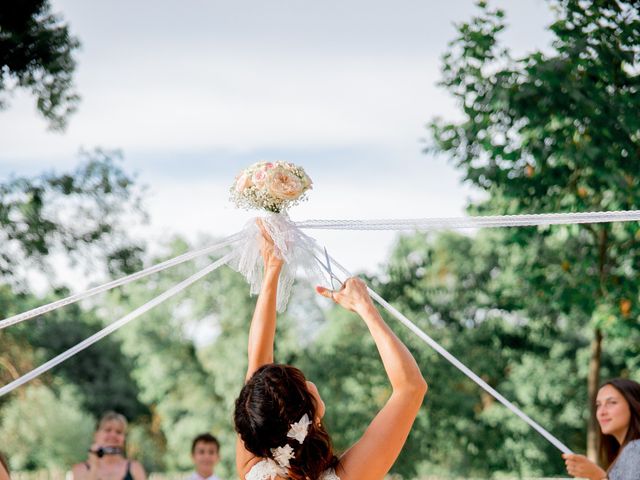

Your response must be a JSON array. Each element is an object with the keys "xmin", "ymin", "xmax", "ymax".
[{"xmin": 187, "ymin": 433, "xmax": 221, "ymax": 480}]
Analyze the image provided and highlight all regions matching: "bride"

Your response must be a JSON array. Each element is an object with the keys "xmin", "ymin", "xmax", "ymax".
[{"xmin": 233, "ymin": 221, "xmax": 427, "ymax": 480}]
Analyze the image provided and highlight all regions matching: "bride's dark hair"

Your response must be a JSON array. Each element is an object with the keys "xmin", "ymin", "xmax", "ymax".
[{"xmin": 234, "ymin": 364, "xmax": 338, "ymax": 480}]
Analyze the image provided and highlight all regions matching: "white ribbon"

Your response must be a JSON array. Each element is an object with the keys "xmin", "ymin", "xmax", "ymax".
[
  {"xmin": 6, "ymin": 209, "xmax": 629, "ymax": 450},
  {"xmin": 314, "ymin": 245, "xmax": 573, "ymax": 454},
  {"xmin": 0, "ymin": 233, "xmax": 243, "ymax": 330},
  {"xmin": 294, "ymin": 210, "xmax": 640, "ymax": 231},
  {"xmin": 0, "ymin": 252, "xmax": 237, "ymax": 398}
]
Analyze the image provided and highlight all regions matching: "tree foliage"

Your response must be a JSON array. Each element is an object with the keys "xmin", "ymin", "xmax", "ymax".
[
  {"xmin": 0, "ymin": 0, "xmax": 80, "ymax": 130},
  {"xmin": 428, "ymin": 0, "xmax": 640, "ymax": 459},
  {"xmin": 0, "ymin": 154, "xmax": 147, "ymax": 470},
  {"xmin": 0, "ymin": 384, "xmax": 94, "ymax": 470},
  {"xmin": 12, "ymin": 292, "xmax": 149, "ymax": 419},
  {"xmin": 0, "ymin": 149, "xmax": 146, "ymax": 288}
]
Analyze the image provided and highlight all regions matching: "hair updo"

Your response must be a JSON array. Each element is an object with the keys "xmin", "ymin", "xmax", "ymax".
[{"xmin": 234, "ymin": 364, "xmax": 338, "ymax": 480}]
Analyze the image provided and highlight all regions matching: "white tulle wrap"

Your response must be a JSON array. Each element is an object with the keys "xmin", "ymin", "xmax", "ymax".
[{"xmin": 227, "ymin": 213, "xmax": 323, "ymax": 312}]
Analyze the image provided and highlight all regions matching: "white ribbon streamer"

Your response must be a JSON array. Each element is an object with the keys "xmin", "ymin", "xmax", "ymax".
[
  {"xmin": 314, "ymin": 246, "xmax": 572, "ymax": 454},
  {"xmin": 0, "ymin": 233, "xmax": 243, "ymax": 331},
  {"xmin": 0, "ymin": 251, "xmax": 237, "ymax": 399},
  {"xmin": 5, "ymin": 210, "xmax": 640, "ymax": 328},
  {"xmin": 6, "ymin": 208, "xmax": 635, "ymax": 447},
  {"xmin": 295, "ymin": 210, "xmax": 640, "ymax": 231}
]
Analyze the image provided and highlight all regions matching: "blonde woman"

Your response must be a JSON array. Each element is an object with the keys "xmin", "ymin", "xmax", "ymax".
[{"xmin": 72, "ymin": 412, "xmax": 146, "ymax": 480}]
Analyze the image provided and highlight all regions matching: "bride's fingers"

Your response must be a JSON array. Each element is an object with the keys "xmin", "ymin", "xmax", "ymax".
[
  {"xmin": 256, "ymin": 219, "xmax": 275, "ymax": 244},
  {"xmin": 316, "ymin": 286, "xmax": 337, "ymax": 301},
  {"xmin": 315, "ymin": 286, "xmax": 331, "ymax": 297}
]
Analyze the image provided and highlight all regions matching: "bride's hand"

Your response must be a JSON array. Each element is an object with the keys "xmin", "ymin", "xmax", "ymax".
[
  {"xmin": 316, "ymin": 277, "xmax": 374, "ymax": 314},
  {"xmin": 257, "ymin": 220, "xmax": 284, "ymax": 270}
]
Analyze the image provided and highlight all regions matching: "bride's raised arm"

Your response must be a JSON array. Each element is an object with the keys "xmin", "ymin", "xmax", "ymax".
[
  {"xmin": 317, "ymin": 278, "xmax": 427, "ymax": 480},
  {"xmin": 237, "ymin": 221, "xmax": 285, "ymax": 473},
  {"xmin": 245, "ymin": 220, "xmax": 284, "ymax": 381}
]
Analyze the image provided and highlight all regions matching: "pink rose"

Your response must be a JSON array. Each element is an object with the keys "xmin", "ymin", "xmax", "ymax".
[
  {"xmin": 264, "ymin": 162, "xmax": 274, "ymax": 169},
  {"xmin": 267, "ymin": 168, "xmax": 303, "ymax": 200},
  {"xmin": 251, "ymin": 169, "xmax": 268, "ymax": 188},
  {"xmin": 235, "ymin": 173, "xmax": 251, "ymax": 193}
]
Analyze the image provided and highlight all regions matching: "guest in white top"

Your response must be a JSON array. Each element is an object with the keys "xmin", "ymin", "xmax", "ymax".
[{"xmin": 187, "ymin": 433, "xmax": 221, "ymax": 480}]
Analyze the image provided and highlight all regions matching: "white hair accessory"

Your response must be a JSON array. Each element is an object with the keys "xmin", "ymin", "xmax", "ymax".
[
  {"xmin": 268, "ymin": 413, "xmax": 312, "ymax": 470},
  {"xmin": 270, "ymin": 444, "xmax": 295, "ymax": 469},
  {"xmin": 287, "ymin": 413, "xmax": 312, "ymax": 444}
]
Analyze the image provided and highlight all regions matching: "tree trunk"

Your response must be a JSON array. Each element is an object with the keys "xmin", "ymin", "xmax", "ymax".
[
  {"xmin": 587, "ymin": 228, "xmax": 608, "ymax": 459},
  {"xmin": 587, "ymin": 328, "xmax": 602, "ymax": 461}
]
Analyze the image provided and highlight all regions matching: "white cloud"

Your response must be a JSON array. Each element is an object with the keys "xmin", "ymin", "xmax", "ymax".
[{"xmin": 0, "ymin": 53, "xmax": 452, "ymax": 160}]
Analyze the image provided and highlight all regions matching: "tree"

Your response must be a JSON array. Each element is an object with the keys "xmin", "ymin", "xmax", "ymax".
[
  {"xmin": 0, "ymin": 384, "xmax": 94, "ymax": 471},
  {"xmin": 372, "ymin": 231, "xmax": 584, "ymax": 476},
  {"xmin": 0, "ymin": 0, "xmax": 80, "ymax": 130},
  {"xmin": 0, "ymin": 153, "xmax": 148, "ymax": 469},
  {"xmin": 0, "ymin": 148, "xmax": 146, "ymax": 288},
  {"xmin": 429, "ymin": 0, "xmax": 640, "ymax": 458},
  {"xmin": 363, "ymin": 228, "xmax": 638, "ymax": 476},
  {"xmin": 11, "ymin": 290, "xmax": 149, "ymax": 420}
]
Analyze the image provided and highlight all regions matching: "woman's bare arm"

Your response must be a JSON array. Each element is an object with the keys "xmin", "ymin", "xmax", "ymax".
[
  {"xmin": 317, "ymin": 278, "xmax": 427, "ymax": 480},
  {"xmin": 245, "ymin": 263, "xmax": 282, "ymax": 381},
  {"xmin": 237, "ymin": 221, "xmax": 285, "ymax": 474}
]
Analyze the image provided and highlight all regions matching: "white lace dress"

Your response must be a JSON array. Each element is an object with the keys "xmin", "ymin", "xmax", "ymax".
[{"xmin": 246, "ymin": 458, "xmax": 340, "ymax": 480}]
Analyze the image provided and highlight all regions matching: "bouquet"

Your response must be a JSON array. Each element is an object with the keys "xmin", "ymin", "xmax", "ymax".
[{"xmin": 230, "ymin": 161, "xmax": 312, "ymax": 213}]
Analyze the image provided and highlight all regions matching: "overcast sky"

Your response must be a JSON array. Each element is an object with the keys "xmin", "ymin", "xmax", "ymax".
[{"xmin": 0, "ymin": 0, "xmax": 555, "ymax": 280}]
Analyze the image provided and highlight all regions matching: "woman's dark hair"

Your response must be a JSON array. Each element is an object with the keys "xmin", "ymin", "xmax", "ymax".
[
  {"xmin": 597, "ymin": 378, "xmax": 640, "ymax": 469},
  {"xmin": 234, "ymin": 364, "xmax": 338, "ymax": 480}
]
